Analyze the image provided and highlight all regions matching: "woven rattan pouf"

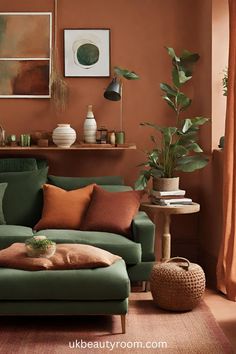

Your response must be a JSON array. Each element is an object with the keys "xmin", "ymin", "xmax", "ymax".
[{"xmin": 150, "ymin": 257, "xmax": 206, "ymax": 311}]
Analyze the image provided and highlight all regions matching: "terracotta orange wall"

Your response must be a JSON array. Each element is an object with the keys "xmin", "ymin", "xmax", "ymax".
[
  {"xmin": 0, "ymin": 0, "xmax": 211, "ymax": 184},
  {"xmin": 0, "ymin": 0, "xmax": 212, "ymax": 261}
]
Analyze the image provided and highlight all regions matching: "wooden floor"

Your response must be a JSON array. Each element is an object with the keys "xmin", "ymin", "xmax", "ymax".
[{"xmin": 204, "ymin": 288, "xmax": 236, "ymax": 353}]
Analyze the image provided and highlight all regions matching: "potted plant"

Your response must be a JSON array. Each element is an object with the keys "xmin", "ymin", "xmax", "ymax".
[
  {"xmin": 25, "ymin": 235, "xmax": 56, "ymax": 258},
  {"xmin": 135, "ymin": 47, "xmax": 209, "ymax": 191}
]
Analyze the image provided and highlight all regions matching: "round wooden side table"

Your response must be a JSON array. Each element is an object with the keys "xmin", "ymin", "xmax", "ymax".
[{"xmin": 141, "ymin": 202, "xmax": 200, "ymax": 261}]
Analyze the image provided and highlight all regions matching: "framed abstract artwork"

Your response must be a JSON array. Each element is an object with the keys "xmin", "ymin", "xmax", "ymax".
[
  {"xmin": 0, "ymin": 12, "xmax": 52, "ymax": 98},
  {"xmin": 64, "ymin": 29, "xmax": 110, "ymax": 77}
]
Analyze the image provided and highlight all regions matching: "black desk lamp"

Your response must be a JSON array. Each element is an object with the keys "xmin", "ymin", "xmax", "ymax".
[{"xmin": 104, "ymin": 67, "xmax": 139, "ymax": 144}]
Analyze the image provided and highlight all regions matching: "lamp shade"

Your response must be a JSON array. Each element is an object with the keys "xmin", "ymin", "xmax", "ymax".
[{"xmin": 104, "ymin": 78, "xmax": 121, "ymax": 101}]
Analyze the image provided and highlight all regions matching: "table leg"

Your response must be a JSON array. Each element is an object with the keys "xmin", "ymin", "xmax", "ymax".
[{"xmin": 162, "ymin": 213, "xmax": 171, "ymax": 261}]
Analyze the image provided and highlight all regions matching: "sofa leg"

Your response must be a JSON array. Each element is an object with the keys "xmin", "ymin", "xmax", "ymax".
[
  {"xmin": 120, "ymin": 314, "xmax": 126, "ymax": 333},
  {"xmin": 144, "ymin": 281, "xmax": 150, "ymax": 292}
]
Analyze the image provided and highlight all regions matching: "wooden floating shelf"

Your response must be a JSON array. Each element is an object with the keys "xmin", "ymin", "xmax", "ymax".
[{"xmin": 0, "ymin": 143, "xmax": 137, "ymax": 151}]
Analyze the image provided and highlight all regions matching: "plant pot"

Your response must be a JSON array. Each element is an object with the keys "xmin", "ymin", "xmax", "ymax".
[
  {"xmin": 26, "ymin": 243, "xmax": 56, "ymax": 258},
  {"xmin": 153, "ymin": 177, "xmax": 179, "ymax": 191}
]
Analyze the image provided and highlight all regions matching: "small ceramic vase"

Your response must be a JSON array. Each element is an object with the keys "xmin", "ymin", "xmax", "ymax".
[
  {"xmin": 52, "ymin": 124, "xmax": 76, "ymax": 148},
  {"xmin": 83, "ymin": 105, "xmax": 97, "ymax": 143}
]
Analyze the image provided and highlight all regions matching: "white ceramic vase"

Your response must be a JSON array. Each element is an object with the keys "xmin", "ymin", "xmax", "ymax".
[
  {"xmin": 83, "ymin": 105, "xmax": 97, "ymax": 143},
  {"xmin": 52, "ymin": 124, "xmax": 76, "ymax": 148}
]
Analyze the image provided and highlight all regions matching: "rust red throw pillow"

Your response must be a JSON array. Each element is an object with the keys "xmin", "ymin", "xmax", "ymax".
[
  {"xmin": 81, "ymin": 185, "xmax": 143, "ymax": 236},
  {"xmin": 0, "ymin": 243, "xmax": 121, "ymax": 271},
  {"xmin": 34, "ymin": 184, "xmax": 95, "ymax": 230}
]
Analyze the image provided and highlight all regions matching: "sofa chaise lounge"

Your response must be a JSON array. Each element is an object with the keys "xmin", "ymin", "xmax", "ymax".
[{"xmin": 0, "ymin": 158, "xmax": 155, "ymax": 330}]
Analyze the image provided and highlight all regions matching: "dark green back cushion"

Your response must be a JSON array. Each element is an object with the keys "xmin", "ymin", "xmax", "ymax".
[
  {"xmin": 0, "ymin": 158, "xmax": 37, "ymax": 172},
  {"xmin": 0, "ymin": 183, "xmax": 7, "ymax": 224},
  {"xmin": 48, "ymin": 175, "xmax": 124, "ymax": 190},
  {"xmin": 0, "ymin": 168, "xmax": 48, "ymax": 227},
  {"xmin": 36, "ymin": 159, "xmax": 48, "ymax": 170},
  {"xmin": 0, "ymin": 158, "xmax": 48, "ymax": 172}
]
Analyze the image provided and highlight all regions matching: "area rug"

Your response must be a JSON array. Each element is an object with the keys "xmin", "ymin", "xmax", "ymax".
[{"xmin": 0, "ymin": 293, "xmax": 232, "ymax": 354}]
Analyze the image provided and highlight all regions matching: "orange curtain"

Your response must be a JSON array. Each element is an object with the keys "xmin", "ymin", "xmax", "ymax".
[{"xmin": 217, "ymin": 0, "xmax": 236, "ymax": 301}]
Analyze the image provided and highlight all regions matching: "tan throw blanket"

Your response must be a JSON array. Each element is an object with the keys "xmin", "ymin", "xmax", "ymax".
[{"xmin": 0, "ymin": 243, "xmax": 121, "ymax": 271}]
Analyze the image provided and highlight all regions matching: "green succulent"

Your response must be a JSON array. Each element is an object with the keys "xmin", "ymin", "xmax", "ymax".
[{"xmin": 25, "ymin": 237, "xmax": 55, "ymax": 250}]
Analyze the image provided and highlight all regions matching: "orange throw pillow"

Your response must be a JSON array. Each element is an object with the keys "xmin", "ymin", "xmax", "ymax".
[
  {"xmin": 81, "ymin": 185, "xmax": 143, "ymax": 236},
  {"xmin": 34, "ymin": 184, "xmax": 95, "ymax": 230}
]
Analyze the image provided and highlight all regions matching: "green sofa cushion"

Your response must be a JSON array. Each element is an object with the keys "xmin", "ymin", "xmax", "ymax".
[
  {"xmin": 0, "ymin": 259, "xmax": 130, "ymax": 301},
  {"xmin": 0, "ymin": 158, "xmax": 38, "ymax": 172},
  {"xmin": 0, "ymin": 225, "xmax": 34, "ymax": 249},
  {"xmin": 0, "ymin": 168, "xmax": 48, "ymax": 227},
  {"xmin": 35, "ymin": 229, "xmax": 142, "ymax": 265},
  {"xmin": 98, "ymin": 185, "xmax": 132, "ymax": 192},
  {"xmin": 0, "ymin": 183, "xmax": 7, "ymax": 224},
  {"xmin": 48, "ymin": 175, "xmax": 124, "ymax": 190}
]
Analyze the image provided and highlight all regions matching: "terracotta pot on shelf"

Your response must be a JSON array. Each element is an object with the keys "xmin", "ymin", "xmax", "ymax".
[{"xmin": 153, "ymin": 177, "xmax": 179, "ymax": 191}]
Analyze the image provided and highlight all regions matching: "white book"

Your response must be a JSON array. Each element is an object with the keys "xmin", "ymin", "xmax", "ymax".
[
  {"xmin": 151, "ymin": 189, "xmax": 186, "ymax": 197},
  {"xmin": 157, "ymin": 198, "xmax": 192, "ymax": 206}
]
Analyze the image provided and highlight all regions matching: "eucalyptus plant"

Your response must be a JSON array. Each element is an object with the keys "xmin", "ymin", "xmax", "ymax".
[{"xmin": 135, "ymin": 47, "xmax": 209, "ymax": 190}]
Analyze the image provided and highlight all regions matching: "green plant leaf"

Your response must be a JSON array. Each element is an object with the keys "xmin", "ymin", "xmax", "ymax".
[
  {"xmin": 136, "ymin": 162, "xmax": 149, "ymax": 167},
  {"xmin": 165, "ymin": 47, "xmax": 180, "ymax": 62},
  {"xmin": 162, "ymin": 127, "xmax": 177, "ymax": 146},
  {"xmin": 134, "ymin": 170, "xmax": 151, "ymax": 190},
  {"xmin": 176, "ymin": 93, "xmax": 191, "ymax": 110},
  {"xmin": 150, "ymin": 168, "xmax": 164, "ymax": 178},
  {"xmin": 185, "ymin": 143, "xmax": 203, "ymax": 153},
  {"xmin": 190, "ymin": 117, "xmax": 209, "ymax": 126},
  {"xmin": 182, "ymin": 119, "xmax": 193, "ymax": 133},
  {"xmin": 179, "ymin": 70, "xmax": 192, "ymax": 84},
  {"xmin": 163, "ymin": 95, "xmax": 176, "ymax": 110},
  {"xmin": 172, "ymin": 67, "xmax": 181, "ymax": 88},
  {"xmin": 181, "ymin": 50, "xmax": 200, "ymax": 63},
  {"xmin": 177, "ymin": 131, "xmax": 198, "ymax": 145},
  {"xmin": 175, "ymin": 155, "xmax": 209, "ymax": 172},
  {"xmin": 140, "ymin": 122, "xmax": 163, "ymax": 132},
  {"xmin": 114, "ymin": 66, "xmax": 139, "ymax": 80},
  {"xmin": 173, "ymin": 145, "xmax": 188, "ymax": 156},
  {"xmin": 160, "ymin": 83, "xmax": 177, "ymax": 97}
]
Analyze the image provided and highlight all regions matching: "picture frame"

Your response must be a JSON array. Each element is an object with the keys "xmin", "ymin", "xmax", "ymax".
[
  {"xmin": 64, "ymin": 28, "xmax": 110, "ymax": 77},
  {"xmin": 0, "ymin": 12, "xmax": 52, "ymax": 98}
]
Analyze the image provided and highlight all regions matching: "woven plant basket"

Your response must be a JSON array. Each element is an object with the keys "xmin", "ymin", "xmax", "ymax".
[
  {"xmin": 150, "ymin": 257, "xmax": 205, "ymax": 311},
  {"xmin": 153, "ymin": 177, "xmax": 179, "ymax": 191}
]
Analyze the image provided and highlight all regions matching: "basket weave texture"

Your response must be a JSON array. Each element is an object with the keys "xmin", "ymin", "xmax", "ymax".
[{"xmin": 150, "ymin": 257, "xmax": 206, "ymax": 311}]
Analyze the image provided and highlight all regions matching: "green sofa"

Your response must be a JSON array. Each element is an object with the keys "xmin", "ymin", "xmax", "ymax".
[
  {"xmin": 0, "ymin": 158, "xmax": 156, "ymax": 282},
  {"xmin": 0, "ymin": 158, "xmax": 155, "ymax": 331}
]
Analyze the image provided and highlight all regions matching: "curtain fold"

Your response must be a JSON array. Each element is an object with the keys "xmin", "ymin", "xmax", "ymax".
[{"xmin": 216, "ymin": 0, "xmax": 236, "ymax": 301}]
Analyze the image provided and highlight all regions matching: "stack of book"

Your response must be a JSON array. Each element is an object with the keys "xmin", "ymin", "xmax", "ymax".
[{"xmin": 150, "ymin": 189, "xmax": 192, "ymax": 206}]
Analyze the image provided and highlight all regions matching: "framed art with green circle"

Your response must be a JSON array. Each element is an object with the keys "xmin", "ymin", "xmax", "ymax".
[{"xmin": 64, "ymin": 28, "xmax": 110, "ymax": 77}]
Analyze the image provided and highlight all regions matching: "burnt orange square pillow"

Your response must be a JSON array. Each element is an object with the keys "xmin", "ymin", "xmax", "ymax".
[
  {"xmin": 34, "ymin": 184, "xmax": 95, "ymax": 230},
  {"xmin": 81, "ymin": 185, "xmax": 143, "ymax": 236}
]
